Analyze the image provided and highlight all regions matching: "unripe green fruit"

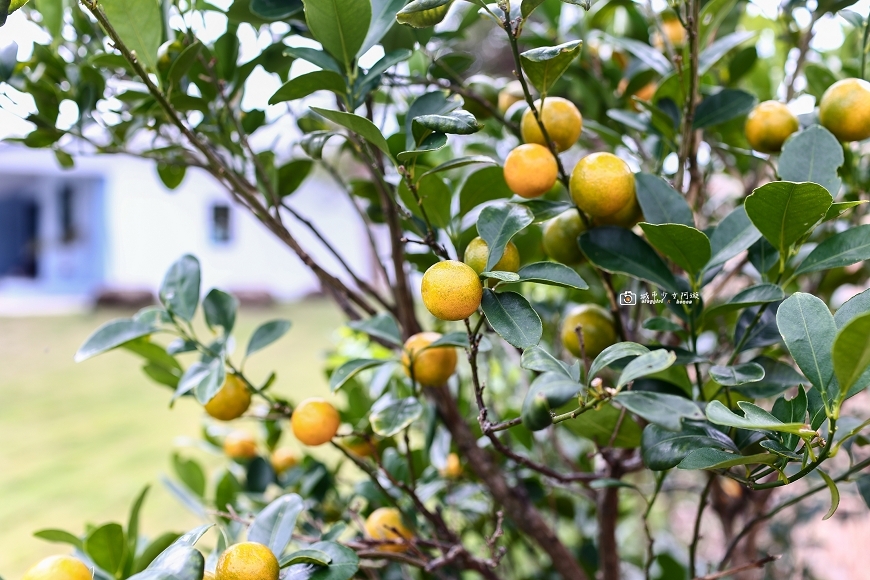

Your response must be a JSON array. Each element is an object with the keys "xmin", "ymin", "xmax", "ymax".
[
  {"xmin": 397, "ymin": 0, "xmax": 453, "ymax": 28},
  {"xmin": 522, "ymin": 392, "xmax": 553, "ymax": 431}
]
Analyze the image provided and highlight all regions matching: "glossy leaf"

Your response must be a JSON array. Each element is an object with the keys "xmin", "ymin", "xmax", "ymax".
[
  {"xmin": 706, "ymin": 400, "xmax": 809, "ymax": 435},
  {"xmin": 832, "ymin": 312, "xmax": 870, "ymax": 401},
  {"xmin": 710, "ymin": 362, "xmax": 765, "ymax": 386},
  {"xmin": 795, "ymin": 225, "xmax": 870, "ymax": 275},
  {"xmin": 270, "ymin": 71, "xmax": 346, "ymax": 104},
  {"xmin": 735, "ymin": 356, "xmax": 805, "ymax": 398},
  {"xmin": 302, "ymin": 0, "xmax": 371, "ymax": 72},
  {"xmin": 579, "ymin": 227, "xmax": 679, "ymax": 292},
  {"xmin": 310, "ymin": 107, "xmax": 392, "ymax": 160},
  {"xmin": 778, "ymin": 125, "xmax": 844, "ymax": 196},
  {"xmin": 480, "ymin": 290, "xmax": 543, "ymax": 349},
  {"xmin": 85, "ymin": 523, "xmax": 127, "ymax": 576},
  {"xmin": 705, "ymin": 284, "xmax": 784, "ymax": 318},
  {"xmin": 132, "ymin": 544, "xmax": 205, "ymax": 580},
  {"xmin": 398, "ymin": 174, "xmax": 452, "ymax": 228},
  {"xmin": 458, "ymin": 166, "xmax": 513, "ymax": 216},
  {"xmin": 693, "ymin": 89, "xmax": 756, "ymax": 128},
  {"xmin": 772, "ymin": 386, "xmax": 808, "ymax": 450},
  {"xmin": 634, "ymin": 173, "xmax": 693, "ymax": 227},
  {"xmin": 280, "ymin": 549, "xmax": 332, "ymax": 567},
  {"xmin": 370, "ymin": 395, "xmax": 424, "ymax": 437},
  {"xmin": 159, "ymin": 255, "xmax": 201, "ymax": 321},
  {"xmin": 616, "ymin": 349, "xmax": 677, "ymax": 389},
  {"xmin": 744, "ymin": 181, "xmax": 832, "ymax": 255},
  {"xmin": 516, "ymin": 262, "xmax": 588, "ymax": 290},
  {"xmin": 613, "ymin": 391, "xmax": 702, "ymax": 431},
  {"xmin": 705, "ymin": 205, "xmax": 762, "ymax": 270},
  {"xmin": 413, "ymin": 110, "xmax": 482, "ymax": 134},
  {"xmin": 348, "ymin": 313, "xmax": 402, "ymax": 346},
  {"xmin": 418, "ymin": 156, "xmax": 496, "ymax": 182},
  {"xmin": 283, "ymin": 47, "xmax": 343, "ymax": 74},
  {"xmin": 641, "ymin": 422, "xmax": 737, "ymax": 470},
  {"xmin": 677, "ymin": 448, "xmax": 776, "ymax": 470},
  {"xmin": 640, "ymin": 223, "xmax": 711, "ymax": 276},
  {"xmin": 360, "ymin": 0, "xmax": 406, "ymax": 55},
  {"xmin": 519, "ymin": 40, "xmax": 583, "ymax": 95},
  {"xmin": 251, "ymin": 0, "xmax": 303, "ymax": 19},
  {"xmin": 76, "ymin": 319, "xmax": 157, "ymax": 362},
  {"xmin": 477, "ymin": 203, "xmax": 534, "ymax": 271},
  {"xmin": 777, "ymin": 292, "xmax": 836, "ymax": 397},
  {"xmin": 330, "ymin": 359, "xmax": 392, "ymax": 392},
  {"xmin": 178, "ymin": 358, "xmax": 226, "ymax": 405},
  {"xmin": 824, "ymin": 201, "xmax": 867, "ymax": 222},
  {"xmin": 589, "ymin": 342, "xmax": 650, "ymax": 383},
  {"xmin": 247, "ymin": 320, "xmax": 292, "ymax": 357},
  {"xmin": 203, "ymin": 289, "xmax": 238, "ymax": 334},
  {"xmin": 249, "ymin": 494, "xmax": 304, "ymax": 558},
  {"xmin": 698, "ymin": 30, "xmax": 756, "ymax": 74},
  {"xmin": 521, "ymin": 346, "xmax": 577, "ymax": 380},
  {"xmin": 307, "ymin": 541, "xmax": 359, "ymax": 580}
]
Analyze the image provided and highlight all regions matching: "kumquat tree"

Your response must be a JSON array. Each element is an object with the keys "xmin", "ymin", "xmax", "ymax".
[{"xmin": 3, "ymin": 0, "xmax": 870, "ymax": 577}]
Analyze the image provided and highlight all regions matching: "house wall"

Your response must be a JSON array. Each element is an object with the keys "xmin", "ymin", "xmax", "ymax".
[{"xmin": 0, "ymin": 147, "xmax": 375, "ymax": 313}]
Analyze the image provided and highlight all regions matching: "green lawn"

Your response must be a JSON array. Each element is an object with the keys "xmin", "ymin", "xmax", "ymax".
[{"xmin": 0, "ymin": 300, "xmax": 342, "ymax": 578}]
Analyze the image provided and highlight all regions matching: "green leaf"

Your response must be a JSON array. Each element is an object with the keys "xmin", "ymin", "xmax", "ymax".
[
  {"xmin": 302, "ymin": 0, "xmax": 371, "ymax": 72},
  {"xmin": 521, "ymin": 346, "xmax": 577, "ymax": 380},
  {"xmin": 202, "ymin": 289, "xmax": 238, "ymax": 334},
  {"xmin": 159, "ymin": 254, "xmax": 201, "ymax": 322},
  {"xmin": 173, "ymin": 525, "xmax": 213, "ymax": 547},
  {"xmin": 307, "ymin": 541, "xmax": 359, "ymax": 580},
  {"xmin": 706, "ymin": 400, "xmax": 809, "ymax": 435},
  {"xmin": 397, "ymin": 133, "xmax": 448, "ymax": 162},
  {"xmin": 278, "ymin": 160, "xmax": 313, "ymax": 197},
  {"xmin": 516, "ymin": 262, "xmax": 588, "ymax": 290},
  {"xmin": 480, "ymin": 271, "xmax": 521, "ymax": 282},
  {"xmin": 693, "ymin": 89, "xmax": 756, "ymax": 128},
  {"xmin": 835, "ymin": 288, "xmax": 870, "ymax": 329},
  {"xmin": 249, "ymin": 494, "xmax": 304, "ymax": 558},
  {"xmin": 698, "ymin": 30, "xmax": 756, "ymax": 74},
  {"xmin": 0, "ymin": 43, "xmax": 15, "ymax": 80},
  {"xmin": 819, "ymin": 470, "xmax": 841, "ymax": 520},
  {"xmin": 418, "ymin": 155, "xmax": 496, "ymax": 181},
  {"xmin": 832, "ymin": 312, "xmax": 870, "ymax": 401},
  {"xmin": 735, "ymin": 356, "xmax": 804, "ymax": 398},
  {"xmin": 413, "ymin": 110, "xmax": 483, "ymax": 134},
  {"xmin": 641, "ymin": 422, "xmax": 737, "ymax": 470},
  {"xmin": 427, "ymin": 332, "xmax": 470, "ymax": 349},
  {"xmin": 347, "ymin": 313, "xmax": 402, "ymax": 346},
  {"xmin": 605, "ymin": 35, "xmax": 672, "ymax": 75},
  {"xmin": 178, "ymin": 358, "xmax": 226, "ymax": 405},
  {"xmin": 616, "ymin": 349, "xmax": 677, "ymax": 389},
  {"xmin": 246, "ymin": 319, "xmax": 292, "ymax": 357},
  {"xmin": 330, "ymin": 359, "xmax": 391, "ymax": 391},
  {"xmin": 795, "ymin": 225, "xmax": 870, "ymax": 275},
  {"xmin": 172, "ymin": 455, "xmax": 206, "ymax": 497},
  {"xmin": 705, "ymin": 284, "xmax": 784, "ymax": 318},
  {"xmin": 102, "ymin": 0, "xmax": 162, "ymax": 73},
  {"xmin": 777, "ymin": 292, "xmax": 836, "ymax": 397},
  {"xmin": 250, "ymin": 0, "xmax": 302, "ymax": 19},
  {"xmin": 778, "ymin": 125, "xmax": 844, "ymax": 196},
  {"xmin": 480, "ymin": 290, "xmax": 542, "ymax": 349},
  {"xmin": 744, "ymin": 181, "xmax": 832, "ymax": 255},
  {"xmin": 589, "ymin": 342, "xmax": 650, "ymax": 383},
  {"xmin": 477, "ymin": 203, "xmax": 534, "ymax": 271},
  {"xmin": 33, "ymin": 529, "xmax": 84, "ymax": 550},
  {"xmin": 824, "ymin": 201, "xmax": 867, "ymax": 222},
  {"xmin": 283, "ymin": 46, "xmax": 343, "ymax": 74},
  {"xmin": 677, "ymin": 448, "xmax": 776, "ymax": 470},
  {"xmin": 398, "ymin": 174, "xmax": 452, "ymax": 228},
  {"xmin": 639, "ymin": 223, "xmax": 711, "ymax": 277},
  {"xmin": 857, "ymin": 475, "xmax": 870, "ymax": 509},
  {"xmin": 579, "ymin": 227, "xmax": 679, "ymax": 292},
  {"xmin": 85, "ymin": 523, "xmax": 127, "ymax": 576},
  {"xmin": 126, "ymin": 486, "xmax": 149, "ymax": 564},
  {"xmin": 157, "ymin": 163, "xmax": 186, "ymax": 190},
  {"xmin": 516, "ymin": 199, "xmax": 574, "ymax": 223},
  {"xmin": 710, "ymin": 362, "xmax": 765, "ymax": 386},
  {"xmin": 613, "ymin": 391, "xmax": 702, "ymax": 431},
  {"xmin": 137, "ymin": 544, "xmax": 204, "ymax": 580},
  {"xmin": 705, "ymin": 205, "xmax": 762, "ymax": 270},
  {"xmin": 168, "ymin": 42, "xmax": 202, "ymax": 85},
  {"xmin": 458, "ymin": 166, "xmax": 513, "ymax": 216},
  {"xmin": 634, "ymin": 173, "xmax": 693, "ymax": 227},
  {"xmin": 360, "ymin": 0, "xmax": 406, "ymax": 55},
  {"xmin": 310, "ymin": 107, "xmax": 392, "ymax": 160},
  {"xmin": 521, "ymin": 0, "xmax": 546, "ymax": 17},
  {"xmin": 75, "ymin": 318, "xmax": 156, "ymax": 362},
  {"xmin": 269, "ymin": 70, "xmax": 346, "ymax": 104},
  {"xmin": 519, "ymin": 40, "xmax": 583, "ymax": 95},
  {"xmin": 370, "ymin": 394, "xmax": 424, "ymax": 437},
  {"xmin": 566, "ymin": 403, "xmax": 642, "ymax": 448},
  {"xmin": 280, "ymin": 549, "xmax": 332, "ymax": 567},
  {"xmin": 772, "ymin": 386, "xmax": 808, "ymax": 450}
]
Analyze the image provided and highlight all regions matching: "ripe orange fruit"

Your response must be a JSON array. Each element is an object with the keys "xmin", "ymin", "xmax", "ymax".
[
  {"xmin": 521, "ymin": 97, "xmax": 583, "ymax": 152},
  {"xmin": 291, "ymin": 398, "xmax": 340, "ymax": 446},
  {"xmin": 654, "ymin": 18, "xmax": 686, "ymax": 49},
  {"xmin": 270, "ymin": 448, "xmax": 299, "ymax": 474},
  {"xmin": 561, "ymin": 304, "xmax": 617, "ymax": 359},
  {"xmin": 204, "ymin": 373, "xmax": 251, "ymax": 421},
  {"xmin": 504, "ymin": 144, "xmax": 559, "ymax": 199},
  {"xmin": 819, "ymin": 78, "xmax": 870, "ymax": 142},
  {"xmin": 631, "ymin": 82, "xmax": 657, "ymax": 111},
  {"xmin": 543, "ymin": 210, "xmax": 587, "ymax": 265},
  {"xmin": 204, "ymin": 573, "xmax": 215, "ymax": 580},
  {"xmin": 464, "ymin": 236, "xmax": 520, "ymax": 273},
  {"xmin": 593, "ymin": 194, "xmax": 642, "ymax": 228},
  {"xmin": 223, "ymin": 430, "xmax": 258, "ymax": 460},
  {"xmin": 570, "ymin": 152, "xmax": 636, "ymax": 218},
  {"xmin": 440, "ymin": 452, "xmax": 462, "ymax": 478},
  {"xmin": 344, "ymin": 437, "xmax": 377, "ymax": 458},
  {"xmin": 23, "ymin": 555, "xmax": 91, "ymax": 580},
  {"xmin": 744, "ymin": 101, "xmax": 799, "ymax": 153},
  {"xmin": 421, "ymin": 261, "xmax": 483, "ymax": 321},
  {"xmin": 215, "ymin": 542, "xmax": 279, "ymax": 580},
  {"xmin": 401, "ymin": 331, "xmax": 458, "ymax": 386},
  {"xmin": 364, "ymin": 508, "xmax": 413, "ymax": 552},
  {"xmin": 498, "ymin": 80, "xmax": 525, "ymax": 113}
]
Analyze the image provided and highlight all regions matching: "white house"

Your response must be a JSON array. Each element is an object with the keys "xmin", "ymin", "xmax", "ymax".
[{"xmin": 0, "ymin": 145, "xmax": 375, "ymax": 315}]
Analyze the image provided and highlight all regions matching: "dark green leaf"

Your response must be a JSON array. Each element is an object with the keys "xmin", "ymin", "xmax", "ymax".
[
  {"xmin": 203, "ymin": 289, "xmax": 238, "ymax": 334},
  {"xmin": 589, "ymin": 342, "xmax": 649, "ymax": 383},
  {"xmin": 516, "ymin": 199, "xmax": 574, "ymax": 223},
  {"xmin": 310, "ymin": 107, "xmax": 392, "ymax": 160},
  {"xmin": 458, "ymin": 166, "xmax": 513, "ymax": 216},
  {"xmin": 157, "ymin": 163, "xmax": 186, "ymax": 190},
  {"xmin": 566, "ymin": 403, "xmax": 642, "ymax": 448},
  {"xmin": 579, "ymin": 227, "xmax": 679, "ymax": 292},
  {"xmin": 693, "ymin": 89, "xmax": 756, "ymax": 128},
  {"xmin": 705, "ymin": 284, "xmax": 784, "ymax": 318},
  {"xmin": 516, "ymin": 262, "xmax": 588, "ymax": 290},
  {"xmin": 269, "ymin": 71, "xmax": 346, "ymax": 104},
  {"xmin": 172, "ymin": 455, "xmax": 206, "ymax": 497},
  {"xmin": 616, "ymin": 349, "xmax": 677, "ymax": 389},
  {"xmin": 521, "ymin": 346, "xmax": 577, "ymax": 380},
  {"xmin": 370, "ymin": 394, "xmax": 424, "ymax": 437},
  {"xmin": 634, "ymin": 173, "xmax": 693, "ymax": 227},
  {"xmin": 278, "ymin": 160, "xmax": 313, "ymax": 197},
  {"xmin": 330, "ymin": 359, "xmax": 391, "ymax": 392},
  {"xmin": 283, "ymin": 46, "xmax": 343, "ymax": 74},
  {"xmin": 795, "ymin": 225, "xmax": 870, "ymax": 275},
  {"xmin": 480, "ymin": 290, "xmax": 543, "ymax": 349},
  {"xmin": 613, "ymin": 391, "xmax": 702, "ymax": 431},
  {"xmin": 772, "ymin": 386, "xmax": 808, "ymax": 449},
  {"xmin": 824, "ymin": 201, "xmax": 867, "ymax": 222},
  {"xmin": 360, "ymin": 0, "xmax": 406, "ymax": 55},
  {"xmin": 247, "ymin": 319, "xmax": 292, "ymax": 357},
  {"xmin": 677, "ymin": 448, "xmax": 775, "ymax": 470},
  {"xmin": 641, "ymin": 422, "xmax": 737, "ymax": 470},
  {"xmin": 348, "ymin": 313, "xmax": 402, "ymax": 346},
  {"xmin": 477, "ymin": 203, "xmax": 534, "ymax": 271},
  {"xmin": 710, "ymin": 362, "xmax": 765, "ymax": 386},
  {"xmin": 33, "ymin": 529, "xmax": 84, "ymax": 550},
  {"xmin": 251, "ymin": 0, "xmax": 302, "ymax": 19},
  {"xmin": 137, "ymin": 544, "xmax": 204, "ymax": 580},
  {"xmin": 398, "ymin": 174, "xmax": 452, "ymax": 228},
  {"xmin": 521, "ymin": 0, "xmax": 546, "ymax": 17},
  {"xmin": 706, "ymin": 205, "xmax": 762, "ymax": 270},
  {"xmin": 833, "ymin": 312, "xmax": 870, "ymax": 401},
  {"xmin": 698, "ymin": 30, "xmax": 756, "ymax": 74},
  {"xmin": 734, "ymin": 356, "xmax": 804, "ymax": 398},
  {"xmin": 706, "ymin": 400, "xmax": 809, "ymax": 434},
  {"xmin": 744, "ymin": 181, "xmax": 832, "ymax": 255},
  {"xmin": 519, "ymin": 40, "xmax": 583, "ymax": 95},
  {"xmin": 776, "ymin": 292, "xmax": 836, "ymax": 398},
  {"xmin": 307, "ymin": 541, "xmax": 359, "ymax": 580},
  {"xmin": 168, "ymin": 42, "xmax": 203, "ymax": 85},
  {"xmin": 639, "ymin": 223, "xmax": 711, "ymax": 276},
  {"xmin": 418, "ymin": 155, "xmax": 496, "ymax": 181},
  {"xmin": 280, "ymin": 549, "xmax": 332, "ymax": 567},
  {"xmin": 778, "ymin": 125, "xmax": 844, "ymax": 196}
]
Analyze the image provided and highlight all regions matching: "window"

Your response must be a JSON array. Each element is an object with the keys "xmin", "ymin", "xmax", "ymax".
[
  {"xmin": 211, "ymin": 204, "xmax": 232, "ymax": 243},
  {"xmin": 59, "ymin": 185, "xmax": 76, "ymax": 244}
]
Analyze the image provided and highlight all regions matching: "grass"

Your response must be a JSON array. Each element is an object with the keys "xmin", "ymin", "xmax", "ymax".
[{"xmin": 0, "ymin": 300, "xmax": 342, "ymax": 578}]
